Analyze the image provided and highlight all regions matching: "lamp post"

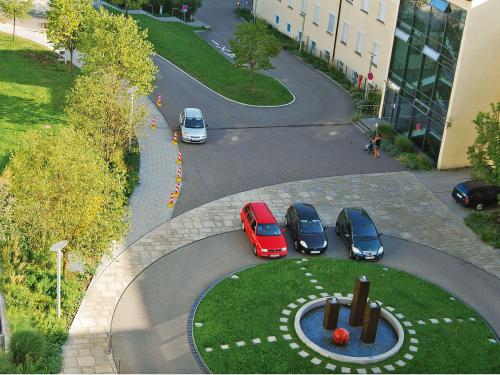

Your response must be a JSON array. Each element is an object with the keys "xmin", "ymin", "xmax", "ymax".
[
  {"xmin": 364, "ymin": 52, "xmax": 375, "ymax": 100},
  {"xmin": 50, "ymin": 240, "xmax": 68, "ymax": 319},
  {"xmin": 253, "ymin": 0, "xmax": 257, "ymax": 22}
]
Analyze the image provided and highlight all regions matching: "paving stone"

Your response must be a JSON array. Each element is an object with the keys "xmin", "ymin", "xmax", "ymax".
[
  {"xmin": 458, "ymin": 318, "xmax": 463, "ymax": 322},
  {"xmin": 449, "ymin": 297, "xmax": 456, "ymax": 301},
  {"xmin": 280, "ymin": 325, "xmax": 289, "ymax": 331},
  {"xmin": 320, "ymin": 292, "xmax": 330, "ymax": 297},
  {"xmin": 300, "ymin": 267, "xmax": 306, "ymax": 270},
  {"xmin": 280, "ymin": 317, "xmax": 288, "ymax": 323},
  {"xmin": 305, "ymin": 273, "xmax": 312, "ymax": 277},
  {"xmin": 396, "ymin": 360, "xmax": 406, "ymax": 367},
  {"xmin": 64, "ymin": 368, "xmax": 82, "ymax": 374},
  {"xmin": 430, "ymin": 318, "xmax": 439, "ymax": 323},
  {"xmin": 289, "ymin": 343, "xmax": 300, "ymax": 349},
  {"xmin": 298, "ymin": 350, "xmax": 309, "ymax": 357},
  {"xmin": 205, "ymin": 348, "xmax": 213, "ymax": 352},
  {"xmin": 310, "ymin": 279, "xmax": 318, "ymax": 283},
  {"xmin": 395, "ymin": 313, "xmax": 405, "ymax": 319},
  {"xmin": 221, "ymin": 344, "xmax": 229, "ymax": 350},
  {"xmin": 308, "ymin": 295, "xmax": 318, "ymax": 300},
  {"xmin": 325, "ymin": 363, "xmax": 336, "ymax": 371},
  {"xmin": 409, "ymin": 346, "xmax": 418, "ymax": 352},
  {"xmin": 334, "ymin": 293, "xmax": 343, "ymax": 298},
  {"xmin": 408, "ymin": 329, "xmax": 416, "ymax": 335},
  {"xmin": 417, "ymin": 320, "xmax": 426, "ymax": 325},
  {"xmin": 341, "ymin": 367, "xmax": 351, "ymax": 373},
  {"xmin": 78, "ymin": 348, "xmax": 91, "ymax": 356},
  {"xmin": 357, "ymin": 369, "xmax": 367, "ymax": 374},
  {"xmin": 443, "ymin": 318, "xmax": 452, "ymax": 323},
  {"xmin": 194, "ymin": 322, "xmax": 203, "ymax": 327},
  {"xmin": 410, "ymin": 338, "xmax": 419, "ymax": 344},
  {"xmin": 403, "ymin": 321, "xmax": 412, "ymax": 327},
  {"xmin": 382, "ymin": 267, "xmax": 389, "ymax": 271},
  {"xmin": 301, "ymin": 259, "xmax": 308, "ymax": 262},
  {"xmin": 404, "ymin": 354, "xmax": 414, "ymax": 360},
  {"xmin": 371, "ymin": 367, "xmax": 382, "ymax": 373},
  {"xmin": 282, "ymin": 309, "xmax": 291, "ymax": 316},
  {"xmin": 236, "ymin": 341, "xmax": 245, "ymax": 347},
  {"xmin": 81, "ymin": 366, "xmax": 95, "ymax": 374},
  {"xmin": 386, "ymin": 306, "xmax": 395, "ymax": 312},
  {"xmin": 77, "ymin": 356, "xmax": 95, "ymax": 367},
  {"xmin": 283, "ymin": 334, "xmax": 292, "ymax": 340},
  {"xmin": 288, "ymin": 303, "xmax": 298, "ymax": 309},
  {"xmin": 315, "ymin": 285, "xmax": 324, "ymax": 290},
  {"xmin": 267, "ymin": 336, "xmax": 277, "ymax": 342},
  {"xmin": 63, "ymin": 356, "xmax": 78, "ymax": 368},
  {"xmin": 469, "ymin": 317, "xmax": 476, "ymax": 321},
  {"xmin": 311, "ymin": 358, "xmax": 322, "ymax": 365},
  {"xmin": 230, "ymin": 275, "xmax": 239, "ymax": 279},
  {"xmin": 297, "ymin": 298, "xmax": 307, "ymax": 303},
  {"xmin": 252, "ymin": 338, "xmax": 261, "ymax": 344},
  {"xmin": 94, "ymin": 365, "xmax": 113, "ymax": 373},
  {"xmin": 384, "ymin": 365, "xmax": 395, "ymax": 371}
]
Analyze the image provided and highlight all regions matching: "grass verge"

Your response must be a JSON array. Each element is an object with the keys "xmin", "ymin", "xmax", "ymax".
[
  {"xmin": 105, "ymin": 7, "xmax": 293, "ymax": 106},
  {"xmin": 464, "ymin": 210, "xmax": 500, "ymax": 249},
  {"xmin": 194, "ymin": 258, "xmax": 500, "ymax": 373},
  {"xmin": 0, "ymin": 32, "xmax": 76, "ymax": 172}
]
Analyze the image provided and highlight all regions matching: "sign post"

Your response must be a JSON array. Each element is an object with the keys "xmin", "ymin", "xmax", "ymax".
[{"xmin": 181, "ymin": 4, "xmax": 188, "ymax": 21}]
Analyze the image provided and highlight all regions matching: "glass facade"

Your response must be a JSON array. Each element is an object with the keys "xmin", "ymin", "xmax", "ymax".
[{"xmin": 382, "ymin": 0, "xmax": 466, "ymax": 162}]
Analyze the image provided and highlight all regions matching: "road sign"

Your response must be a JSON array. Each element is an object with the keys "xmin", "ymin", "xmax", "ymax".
[
  {"xmin": 416, "ymin": 123, "xmax": 421, "ymax": 131},
  {"xmin": 181, "ymin": 4, "xmax": 188, "ymax": 12},
  {"xmin": 368, "ymin": 72, "xmax": 374, "ymax": 81}
]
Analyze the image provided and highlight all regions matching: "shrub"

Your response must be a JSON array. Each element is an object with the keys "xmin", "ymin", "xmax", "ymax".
[
  {"xmin": 0, "ymin": 351, "xmax": 18, "ymax": 373},
  {"xmin": 375, "ymin": 123, "xmax": 396, "ymax": 142},
  {"xmin": 465, "ymin": 210, "xmax": 500, "ymax": 249},
  {"xmin": 9, "ymin": 331, "xmax": 47, "ymax": 368},
  {"xmin": 394, "ymin": 134, "xmax": 414, "ymax": 153}
]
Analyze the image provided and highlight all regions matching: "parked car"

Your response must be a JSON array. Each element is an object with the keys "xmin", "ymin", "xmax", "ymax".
[
  {"xmin": 178, "ymin": 108, "xmax": 207, "ymax": 143},
  {"xmin": 335, "ymin": 208, "xmax": 383, "ymax": 260},
  {"xmin": 240, "ymin": 202, "xmax": 288, "ymax": 258},
  {"xmin": 452, "ymin": 180, "xmax": 500, "ymax": 211},
  {"xmin": 285, "ymin": 203, "xmax": 327, "ymax": 254}
]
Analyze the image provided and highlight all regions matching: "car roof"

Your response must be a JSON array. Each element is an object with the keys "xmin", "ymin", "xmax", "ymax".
[
  {"xmin": 294, "ymin": 203, "xmax": 320, "ymax": 220},
  {"xmin": 184, "ymin": 108, "xmax": 203, "ymax": 118},
  {"xmin": 345, "ymin": 208, "xmax": 373, "ymax": 225},
  {"xmin": 459, "ymin": 180, "xmax": 497, "ymax": 190},
  {"xmin": 249, "ymin": 202, "xmax": 277, "ymax": 223}
]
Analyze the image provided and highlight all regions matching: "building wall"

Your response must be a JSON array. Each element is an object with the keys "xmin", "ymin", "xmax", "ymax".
[
  {"xmin": 438, "ymin": 0, "xmax": 500, "ymax": 169},
  {"xmin": 255, "ymin": 0, "xmax": 399, "ymax": 90}
]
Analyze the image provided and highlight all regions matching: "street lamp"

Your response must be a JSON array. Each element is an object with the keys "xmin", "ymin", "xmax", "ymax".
[
  {"xmin": 50, "ymin": 240, "xmax": 68, "ymax": 319},
  {"xmin": 253, "ymin": 0, "xmax": 257, "ymax": 22}
]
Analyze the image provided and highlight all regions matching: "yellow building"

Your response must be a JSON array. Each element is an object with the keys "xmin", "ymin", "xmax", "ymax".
[{"xmin": 255, "ymin": 0, "xmax": 500, "ymax": 169}]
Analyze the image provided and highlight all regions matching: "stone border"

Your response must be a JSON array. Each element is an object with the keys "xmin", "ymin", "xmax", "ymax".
[{"xmin": 294, "ymin": 297, "xmax": 405, "ymax": 365}]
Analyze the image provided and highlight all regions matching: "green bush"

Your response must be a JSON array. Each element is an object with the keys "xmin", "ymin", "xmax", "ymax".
[
  {"xmin": 394, "ymin": 134, "xmax": 414, "ymax": 153},
  {"xmin": 0, "ymin": 351, "xmax": 18, "ymax": 373},
  {"xmin": 464, "ymin": 210, "xmax": 500, "ymax": 249},
  {"xmin": 9, "ymin": 331, "xmax": 47, "ymax": 368},
  {"xmin": 375, "ymin": 123, "xmax": 396, "ymax": 142}
]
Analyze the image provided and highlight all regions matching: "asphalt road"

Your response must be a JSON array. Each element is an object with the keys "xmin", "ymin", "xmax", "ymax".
[{"xmin": 111, "ymin": 230, "xmax": 500, "ymax": 373}]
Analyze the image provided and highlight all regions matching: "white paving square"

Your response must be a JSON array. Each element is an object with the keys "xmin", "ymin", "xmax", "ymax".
[
  {"xmin": 301, "ymin": 258, "xmax": 308, "ymax": 262},
  {"xmin": 410, "ymin": 338, "xmax": 419, "ymax": 344},
  {"xmin": 283, "ymin": 334, "xmax": 292, "ymax": 341},
  {"xmin": 403, "ymin": 321, "xmax": 413, "ymax": 327},
  {"xmin": 310, "ymin": 279, "xmax": 318, "ymax": 283},
  {"xmin": 311, "ymin": 358, "xmax": 322, "ymax": 365},
  {"xmin": 417, "ymin": 320, "xmax": 426, "ymax": 325},
  {"xmin": 325, "ymin": 363, "xmax": 336, "ymax": 371},
  {"xmin": 230, "ymin": 275, "xmax": 239, "ymax": 279},
  {"xmin": 408, "ymin": 329, "xmax": 416, "ymax": 335},
  {"xmin": 305, "ymin": 273, "xmax": 312, "ymax": 277},
  {"xmin": 236, "ymin": 341, "xmax": 245, "ymax": 347},
  {"xmin": 458, "ymin": 318, "xmax": 464, "ymax": 322},
  {"xmin": 282, "ymin": 309, "xmax": 291, "ymax": 316},
  {"xmin": 280, "ymin": 317, "xmax": 288, "ymax": 323},
  {"xmin": 375, "ymin": 300, "xmax": 383, "ymax": 306},
  {"xmin": 308, "ymin": 295, "xmax": 318, "ymax": 300},
  {"xmin": 347, "ymin": 293, "xmax": 353, "ymax": 298},
  {"xmin": 371, "ymin": 367, "xmax": 382, "ymax": 374},
  {"xmin": 357, "ymin": 369, "xmax": 367, "ymax": 374},
  {"xmin": 488, "ymin": 339, "xmax": 497, "ymax": 344},
  {"xmin": 409, "ymin": 346, "xmax": 418, "ymax": 352},
  {"xmin": 252, "ymin": 338, "xmax": 261, "ymax": 344},
  {"xmin": 334, "ymin": 293, "xmax": 343, "ymax": 298},
  {"xmin": 396, "ymin": 360, "xmax": 406, "ymax": 367},
  {"xmin": 430, "ymin": 318, "xmax": 439, "ymax": 324},
  {"xmin": 404, "ymin": 354, "xmax": 414, "ymax": 360},
  {"xmin": 221, "ymin": 344, "xmax": 229, "ymax": 350},
  {"xmin": 279, "ymin": 325, "xmax": 288, "ymax": 331},
  {"xmin": 205, "ymin": 347, "xmax": 212, "ymax": 352},
  {"xmin": 194, "ymin": 322, "xmax": 203, "ymax": 327},
  {"xmin": 320, "ymin": 292, "xmax": 330, "ymax": 297},
  {"xmin": 300, "ymin": 267, "xmax": 306, "ymax": 270},
  {"xmin": 386, "ymin": 306, "xmax": 395, "ymax": 312},
  {"xmin": 315, "ymin": 285, "xmax": 324, "ymax": 290},
  {"xmin": 298, "ymin": 350, "xmax": 309, "ymax": 357},
  {"xmin": 267, "ymin": 336, "xmax": 276, "ymax": 342},
  {"xmin": 469, "ymin": 317, "xmax": 476, "ymax": 321},
  {"xmin": 384, "ymin": 365, "xmax": 395, "ymax": 371},
  {"xmin": 395, "ymin": 313, "xmax": 405, "ymax": 319},
  {"xmin": 288, "ymin": 303, "xmax": 298, "ymax": 309},
  {"xmin": 443, "ymin": 318, "xmax": 452, "ymax": 323},
  {"xmin": 289, "ymin": 342, "xmax": 299, "ymax": 349},
  {"xmin": 297, "ymin": 298, "xmax": 307, "ymax": 303},
  {"xmin": 382, "ymin": 267, "xmax": 389, "ymax": 271},
  {"xmin": 295, "ymin": 261, "xmax": 302, "ymax": 264},
  {"xmin": 341, "ymin": 367, "xmax": 351, "ymax": 373}
]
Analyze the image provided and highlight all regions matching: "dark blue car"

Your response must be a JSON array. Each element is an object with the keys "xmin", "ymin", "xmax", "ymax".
[
  {"xmin": 452, "ymin": 181, "xmax": 500, "ymax": 211},
  {"xmin": 285, "ymin": 203, "xmax": 327, "ymax": 254}
]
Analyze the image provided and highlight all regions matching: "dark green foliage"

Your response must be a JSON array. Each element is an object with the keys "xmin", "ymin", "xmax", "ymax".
[
  {"xmin": 9, "ymin": 330, "xmax": 47, "ymax": 367},
  {"xmin": 375, "ymin": 122, "xmax": 396, "ymax": 142},
  {"xmin": 394, "ymin": 134, "xmax": 414, "ymax": 153},
  {"xmin": 124, "ymin": 138, "xmax": 140, "ymax": 198},
  {"xmin": 397, "ymin": 152, "xmax": 433, "ymax": 170},
  {"xmin": 465, "ymin": 210, "xmax": 500, "ymax": 249}
]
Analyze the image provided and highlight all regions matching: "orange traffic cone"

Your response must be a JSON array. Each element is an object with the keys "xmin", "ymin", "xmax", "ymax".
[
  {"xmin": 176, "ymin": 167, "xmax": 182, "ymax": 182},
  {"xmin": 176, "ymin": 151, "xmax": 182, "ymax": 165},
  {"xmin": 173, "ymin": 183, "xmax": 180, "ymax": 198},
  {"xmin": 156, "ymin": 94, "xmax": 162, "ymax": 107},
  {"xmin": 172, "ymin": 132, "xmax": 178, "ymax": 145},
  {"xmin": 168, "ymin": 192, "xmax": 175, "ymax": 208},
  {"xmin": 151, "ymin": 116, "xmax": 157, "ymax": 130}
]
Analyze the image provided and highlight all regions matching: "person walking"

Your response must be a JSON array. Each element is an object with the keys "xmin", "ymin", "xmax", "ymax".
[{"xmin": 372, "ymin": 133, "xmax": 382, "ymax": 158}]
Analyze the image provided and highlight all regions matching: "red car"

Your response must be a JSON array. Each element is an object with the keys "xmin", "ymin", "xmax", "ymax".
[{"xmin": 240, "ymin": 202, "xmax": 288, "ymax": 258}]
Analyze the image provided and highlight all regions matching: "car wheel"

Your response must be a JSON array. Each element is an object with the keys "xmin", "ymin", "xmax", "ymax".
[
  {"xmin": 335, "ymin": 224, "xmax": 340, "ymax": 236},
  {"xmin": 475, "ymin": 203, "xmax": 484, "ymax": 211},
  {"xmin": 241, "ymin": 221, "xmax": 245, "ymax": 232},
  {"xmin": 253, "ymin": 245, "xmax": 257, "ymax": 256}
]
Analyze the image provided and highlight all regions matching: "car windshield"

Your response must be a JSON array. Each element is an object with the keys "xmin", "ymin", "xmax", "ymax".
[
  {"xmin": 185, "ymin": 117, "xmax": 204, "ymax": 128},
  {"xmin": 257, "ymin": 224, "xmax": 281, "ymax": 236},
  {"xmin": 353, "ymin": 224, "xmax": 378, "ymax": 239},
  {"xmin": 299, "ymin": 219, "xmax": 323, "ymax": 234}
]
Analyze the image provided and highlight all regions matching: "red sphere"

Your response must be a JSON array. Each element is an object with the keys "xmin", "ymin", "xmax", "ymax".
[{"xmin": 332, "ymin": 328, "xmax": 350, "ymax": 346}]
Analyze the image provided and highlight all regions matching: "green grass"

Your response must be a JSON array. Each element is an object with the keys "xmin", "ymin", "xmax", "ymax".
[
  {"xmin": 0, "ymin": 32, "xmax": 76, "ymax": 172},
  {"xmin": 465, "ymin": 210, "xmax": 500, "ymax": 249},
  {"xmin": 194, "ymin": 259, "xmax": 500, "ymax": 373},
  {"xmin": 105, "ymin": 7, "xmax": 293, "ymax": 106}
]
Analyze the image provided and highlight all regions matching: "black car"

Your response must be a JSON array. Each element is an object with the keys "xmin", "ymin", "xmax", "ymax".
[
  {"xmin": 452, "ymin": 181, "xmax": 500, "ymax": 211},
  {"xmin": 335, "ymin": 208, "xmax": 383, "ymax": 261},
  {"xmin": 285, "ymin": 203, "xmax": 327, "ymax": 254}
]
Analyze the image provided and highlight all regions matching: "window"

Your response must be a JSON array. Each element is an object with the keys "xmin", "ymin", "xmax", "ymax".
[
  {"xmin": 340, "ymin": 22, "xmax": 349, "ymax": 44},
  {"xmin": 372, "ymin": 41, "xmax": 381, "ymax": 66},
  {"xmin": 361, "ymin": 0, "xmax": 369, "ymax": 13},
  {"xmin": 327, "ymin": 12, "xmax": 335, "ymax": 33},
  {"xmin": 275, "ymin": 15, "xmax": 280, "ymax": 25},
  {"xmin": 313, "ymin": 3, "xmax": 320, "ymax": 25},
  {"xmin": 311, "ymin": 40, "xmax": 317, "ymax": 54},
  {"xmin": 288, "ymin": 0, "xmax": 294, "ymax": 8},
  {"xmin": 286, "ymin": 22, "xmax": 292, "ymax": 33},
  {"xmin": 355, "ymin": 31, "xmax": 365, "ymax": 54},
  {"xmin": 301, "ymin": 0, "xmax": 307, "ymax": 14},
  {"xmin": 377, "ymin": 1, "xmax": 387, "ymax": 23}
]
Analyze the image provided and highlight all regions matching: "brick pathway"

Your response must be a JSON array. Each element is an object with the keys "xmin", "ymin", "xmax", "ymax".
[{"xmin": 61, "ymin": 171, "xmax": 499, "ymax": 373}]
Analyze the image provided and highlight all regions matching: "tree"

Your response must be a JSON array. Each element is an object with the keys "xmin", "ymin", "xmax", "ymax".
[
  {"xmin": 79, "ymin": 9, "xmax": 157, "ymax": 95},
  {"xmin": 0, "ymin": 0, "xmax": 33, "ymax": 42},
  {"xmin": 108, "ymin": 0, "xmax": 144, "ymax": 17},
  {"xmin": 65, "ymin": 70, "xmax": 145, "ymax": 162},
  {"xmin": 467, "ymin": 103, "xmax": 500, "ymax": 191},
  {"xmin": 7, "ymin": 127, "xmax": 128, "ymax": 274},
  {"xmin": 229, "ymin": 19, "xmax": 280, "ymax": 94},
  {"xmin": 46, "ymin": 0, "xmax": 92, "ymax": 75}
]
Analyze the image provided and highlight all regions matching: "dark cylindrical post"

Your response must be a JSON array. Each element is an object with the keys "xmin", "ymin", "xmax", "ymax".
[
  {"xmin": 323, "ymin": 298, "xmax": 341, "ymax": 330},
  {"xmin": 349, "ymin": 275, "xmax": 370, "ymax": 327},
  {"xmin": 361, "ymin": 302, "xmax": 381, "ymax": 343}
]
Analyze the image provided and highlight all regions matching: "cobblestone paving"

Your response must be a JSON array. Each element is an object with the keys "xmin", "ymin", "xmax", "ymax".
[{"xmin": 62, "ymin": 171, "xmax": 499, "ymax": 373}]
